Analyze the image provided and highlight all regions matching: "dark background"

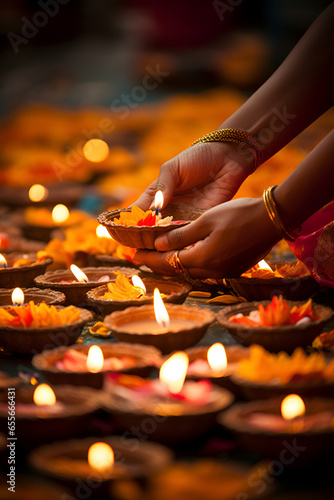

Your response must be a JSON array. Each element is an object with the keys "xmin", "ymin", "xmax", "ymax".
[{"xmin": 0, "ymin": 0, "xmax": 332, "ymax": 115}]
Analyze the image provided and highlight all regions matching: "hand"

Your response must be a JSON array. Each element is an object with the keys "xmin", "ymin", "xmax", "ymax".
[
  {"xmin": 134, "ymin": 141, "xmax": 255, "ymax": 211},
  {"xmin": 134, "ymin": 198, "xmax": 280, "ymax": 279}
]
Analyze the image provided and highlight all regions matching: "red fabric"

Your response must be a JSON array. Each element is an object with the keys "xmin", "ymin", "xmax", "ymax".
[{"xmin": 288, "ymin": 201, "xmax": 334, "ymax": 288}]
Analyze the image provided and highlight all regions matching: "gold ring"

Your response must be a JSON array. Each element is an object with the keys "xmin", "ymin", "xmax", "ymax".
[{"xmin": 166, "ymin": 250, "xmax": 194, "ymax": 283}]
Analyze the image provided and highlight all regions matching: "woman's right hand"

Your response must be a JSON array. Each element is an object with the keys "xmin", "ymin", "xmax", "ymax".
[{"xmin": 133, "ymin": 141, "xmax": 255, "ymax": 211}]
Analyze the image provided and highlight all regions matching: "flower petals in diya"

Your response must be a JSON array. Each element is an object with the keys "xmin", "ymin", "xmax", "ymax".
[
  {"xmin": 218, "ymin": 396, "xmax": 334, "ymax": 466},
  {"xmin": 34, "ymin": 266, "xmax": 138, "ymax": 306},
  {"xmin": 97, "ymin": 203, "xmax": 204, "ymax": 249},
  {"xmin": 87, "ymin": 271, "xmax": 191, "ymax": 315},
  {"xmin": 0, "ymin": 302, "xmax": 92, "ymax": 354},
  {"xmin": 186, "ymin": 344, "xmax": 250, "ymax": 396},
  {"xmin": 101, "ymin": 353, "xmax": 234, "ymax": 443},
  {"xmin": 0, "ymin": 251, "xmax": 52, "ymax": 288},
  {"xmin": 32, "ymin": 342, "xmax": 162, "ymax": 389},
  {"xmin": 227, "ymin": 259, "xmax": 318, "ymax": 301},
  {"xmin": 230, "ymin": 345, "xmax": 334, "ymax": 400},
  {"xmin": 216, "ymin": 297, "xmax": 333, "ymax": 353}
]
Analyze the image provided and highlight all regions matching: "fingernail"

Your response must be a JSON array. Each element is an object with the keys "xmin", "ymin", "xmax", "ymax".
[{"xmin": 155, "ymin": 235, "xmax": 168, "ymax": 251}]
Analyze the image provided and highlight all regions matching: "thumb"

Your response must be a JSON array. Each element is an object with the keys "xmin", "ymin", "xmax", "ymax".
[{"xmin": 155, "ymin": 216, "xmax": 210, "ymax": 252}]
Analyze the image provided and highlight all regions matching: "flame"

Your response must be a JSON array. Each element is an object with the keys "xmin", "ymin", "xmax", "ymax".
[
  {"xmin": 83, "ymin": 139, "xmax": 110, "ymax": 163},
  {"xmin": 33, "ymin": 384, "xmax": 56, "ymax": 406},
  {"xmin": 28, "ymin": 184, "xmax": 48, "ymax": 202},
  {"xmin": 96, "ymin": 224, "xmax": 113, "ymax": 238},
  {"xmin": 131, "ymin": 275, "xmax": 146, "ymax": 294},
  {"xmin": 154, "ymin": 190, "xmax": 164, "ymax": 211},
  {"xmin": 281, "ymin": 394, "xmax": 305, "ymax": 420},
  {"xmin": 159, "ymin": 351, "xmax": 189, "ymax": 393},
  {"xmin": 11, "ymin": 287, "xmax": 25, "ymax": 306},
  {"xmin": 86, "ymin": 345, "xmax": 104, "ymax": 373},
  {"xmin": 88, "ymin": 442, "xmax": 114, "ymax": 473},
  {"xmin": 153, "ymin": 288, "xmax": 170, "ymax": 328},
  {"xmin": 70, "ymin": 264, "xmax": 89, "ymax": 283},
  {"xmin": 52, "ymin": 204, "xmax": 69, "ymax": 223},
  {"xmin": 207, "ymin": 343, "xmax": 227, "ymax": 373},
  {"xmin": 0, "ymin": 254, "xmax": 7, "ymax": 268},
  {"xmin": 257, "ymin": 259, "xmax": 272, "ymax": 271}
]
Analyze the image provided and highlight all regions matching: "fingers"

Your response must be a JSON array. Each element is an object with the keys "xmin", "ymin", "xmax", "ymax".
[
  {"xmin": 154, "ymin": 217, "xmax": 210, "ymax": 252},
  {"xmin": 134, "ymin": 248, "xmax": 224, "ymax": 280},
  {"xmin": 134, "ymin": 250, "xmax": 179, "ymax": 277}
]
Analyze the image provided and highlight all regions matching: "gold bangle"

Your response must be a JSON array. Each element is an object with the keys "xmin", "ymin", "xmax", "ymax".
[
  {"xmin": 191, "ymin": 128, "xmax": 263, "ymax": 171},
  {"xmin": 263, "ymin": 186, "xmax": 300, "ymax": 241}
]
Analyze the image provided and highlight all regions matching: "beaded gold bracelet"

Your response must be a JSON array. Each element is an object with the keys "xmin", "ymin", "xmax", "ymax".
[
  {"xmin": 191, "ymin": 128, "xmax": 264, "ymax": 171},
  {"xmin": 263, "ymin": 186, "xmax": 300, "ymax": 241}
]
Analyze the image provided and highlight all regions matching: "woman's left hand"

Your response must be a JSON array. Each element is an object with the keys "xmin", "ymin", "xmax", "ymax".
[{"xmin": 134, "ymin": 197, "xmax": 280, "ymax": 279}]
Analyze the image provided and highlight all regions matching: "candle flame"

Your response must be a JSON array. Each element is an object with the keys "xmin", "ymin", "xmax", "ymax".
[
  {"xmin": 88, "ymin": 442, "xmax": 114, "ymax": 473},
  {"xmin": 28, "ymin": 184, "xmax": 48, "ymax": 202},
  {"xmin": 159, "ymin": 351, "xmax": 189, "ymax": 393},
  {"xmin": 86, "ymin": 345, "xmax": 104, "ymax": 373},
  {"xmin": 207, "ymin": 343, "xmax": 227, "ymax": 373},
  {"xmin": 257, "ymin": 259, "xmax": 272, "ymax": 271},
  {"xmin": 83, "ymin": 139, "xmax": 110, "ymax": 163},
  {"xmin": 154, "ymin": 190, "xmax": 164, "ymax": 211},
  {"xmin": 0, "ymin": 254, "xmax": 7, "ymax": 268},
  {"xmin": 281, "ymin": 394, "xmax": 305, "ymax": 420},
  {"xmin": 33, "ymin": 384, "xmax": 56, "ymax": 406},
  {"xmin": 153, "ymin": 288, "xmax": 170, "ymax": 328},
  {"xmin": 11, "ymin": 287, "xmax": 25, "ymax": 306},
  {"xmin": 52, "ymin": 204, "xmax": 69, "ymax": 223},
  {"xmin": 131, "ymin": 275, "xmax": 146, "ymax": 294},
  {"xmin": 70, "ymin": 264, "xmax": 89, "ymax": 283},
  {"xmin": 96, "ymin": 224, "xmax": 113, "ymax": 238}
]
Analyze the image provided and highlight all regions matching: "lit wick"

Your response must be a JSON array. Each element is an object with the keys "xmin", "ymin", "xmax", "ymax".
[
  {"xmin": 70, "ymin": 264, "xmax": 89, "ymax": 283},
  {"xmin": 11, "ymin": 287, "xmax": 25, "ymax": 306},
  {"xmin": 153, "ymin": 288, "xmax": 170, "ymax": 329},
  {"xmin": 154, "ymin": 190, "xmax": 164, "ymax": 215},
  {"xmin": 0, "ymin": 254, "xmax": 7, "ymax": 269}
]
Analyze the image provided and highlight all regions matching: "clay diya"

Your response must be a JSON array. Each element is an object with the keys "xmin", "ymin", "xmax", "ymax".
[
  {"xmin": 34, "ymin": 266, "xmax": 138, "ymax": 306},
  {"xmin": 0, "ymin": 287, "xmax": 65, "ymax": 306},
  {"xmin": 28, "ymin": 435, "xmax": 173, "ymax": 497},
  {"xmin": 186, "ymin": 343, "xmax": 250, "ymax": 396},
  {"xmin": 32, "ymin": 342, "xmax": 162, "ymax": 389},
  {"xmin": 218, "ymin": 395, "xmax": 334, "ymax": 466},
  {"xmin": 0, "ymin": 252, "xmax": 52, "ymax": 288},
  {"xmin": 104, "ymin": 290, "xmax": 215, "ymax": 354},
  {"xmin": 101, "ymin": 352, "xmax": 234, "ymax": 443},
  {"xmin": 87, "ymin": 274, "xmax": 192, "ymax": 315},
  {"xmin": 230, "ymin": 344, "xmax": 334, "ymax": 400},
  {"xmin": 227, "ymin": 259, "xmax": 318, "ymax": 301},
  {"xmin": 16, "ymin": 204, "xmax": 89, "ymax": 242},
  {"xmin": 0, "ymin": 302, "xmax": 92, "ymax": 354},
  {"xmin": 97, "ymin": 202, "xmax": 204, "ymax": 250},
  {"xmin": 0, "ymin": 383, "xmax": 100, "ymax": 448},
  {"xmin": 216, "ymin": 298, "xmax": 333, "ymax": 353}
]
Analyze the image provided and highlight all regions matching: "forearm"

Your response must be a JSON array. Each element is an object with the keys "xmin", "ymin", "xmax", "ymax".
[
  {"xmin": 220, "ymin": 2, "xmax": 334, "ymax": 163},
  {"xmin": 273, "ymin": 130, "xmax": 334, "ymax": 231}
]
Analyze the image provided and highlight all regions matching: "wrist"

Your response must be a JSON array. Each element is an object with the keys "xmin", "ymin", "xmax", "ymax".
[
  {"xmin": 262, "ymin": 186, "xmax": 301, "ymax": 241},
  {"xmin": 191, "ymin": 128, "xmax": 263, "ymax": 174}
]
